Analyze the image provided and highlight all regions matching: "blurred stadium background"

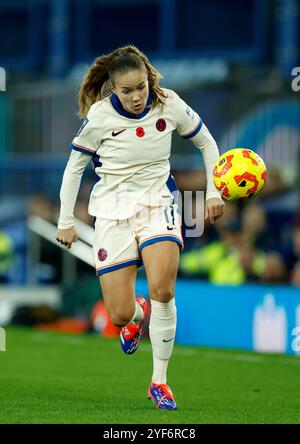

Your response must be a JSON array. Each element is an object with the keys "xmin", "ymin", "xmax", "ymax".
[{"xmin": 1, "ymin": 0, "xmax": 300, "ymax": 424}]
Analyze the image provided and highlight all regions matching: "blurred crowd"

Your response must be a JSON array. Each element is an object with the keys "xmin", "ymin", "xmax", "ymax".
[
  {"xmin": 178, "ymin": 167, "xmax": 300, "ymax": 286},
  {"xmin": 0, "ymin": 164, "xmax": 299, "ymax": 287},
  {"xmin": 179, "ymin": 200, "xmax": 300, "ymax": 286}
]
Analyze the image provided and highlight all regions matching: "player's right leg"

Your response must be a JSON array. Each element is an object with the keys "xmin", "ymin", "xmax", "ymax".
[
  {"xmin": 100, "ymin": 266, "xmax": 148, "ymax": 354},
  {"xmin": 99, "ymin": 265, "xmax": 138, "ymax": 327},
  {"xmin": 93, "ymin": 217, "xmax": 148, "ymax": 354}
]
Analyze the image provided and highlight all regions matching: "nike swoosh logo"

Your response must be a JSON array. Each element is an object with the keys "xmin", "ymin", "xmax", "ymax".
[
  {"xmin": 167, "ymin": 226, "xmax": 174, "ymax": 230},
  {"xmin": 163, "ymin": 337, "xmax": 175, "ymax": 343},
  {"xmin": 112, "ymin": 129, "xmax": 127, "ymax": 137}
]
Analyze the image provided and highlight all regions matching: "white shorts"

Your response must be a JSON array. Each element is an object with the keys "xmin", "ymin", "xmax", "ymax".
[{"xmin": 93, "ymin": 204, "xmax": 183, "ymax": 276}]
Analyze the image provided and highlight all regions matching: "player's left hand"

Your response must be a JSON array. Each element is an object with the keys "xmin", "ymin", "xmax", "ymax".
[{"xmin": 205, "ymin": 197, "xmax": 225, "ymax": 224}]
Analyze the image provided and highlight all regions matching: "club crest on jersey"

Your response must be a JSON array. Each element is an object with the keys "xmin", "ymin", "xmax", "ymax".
[
  {"xmin": 76, "ymin": 118, "xmax": 89, "ymax": 137},
  {"xmin": 98, "ymin": 248, "xmax": 107, "ymax": 261},
  {"xmin": 156, "ymin": 118, "xmax": 166, "ymax": 132},
  {"xmin": 136, "ymin": 127, "xmax": 145, "ymax": 137}
]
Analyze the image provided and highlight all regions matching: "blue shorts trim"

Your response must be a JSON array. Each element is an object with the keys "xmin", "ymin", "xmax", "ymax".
[
  {"xmin": 97, "ymin": 259, "xmax": 143, "ymax": 277},
  {"xmin": 139, "ymin": 236, "xmax": 183, "ymax": 252}
]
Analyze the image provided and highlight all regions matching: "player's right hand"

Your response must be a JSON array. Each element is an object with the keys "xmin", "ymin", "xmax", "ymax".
[{"xmin": 55, "ymin": 226, "xmax": 78, "ymax": 249}]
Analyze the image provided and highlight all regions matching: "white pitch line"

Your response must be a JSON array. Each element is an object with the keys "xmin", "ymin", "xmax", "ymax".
[
  {"xmin": 32, "ymin": 332, "xmax": 83, "ymax": 345},
  {"xmin": 31, "ymin": 334, "xmax": 300, "ymax": 365},
  {"xmin": 139, "ymin": 344, "xmax": 197, "ymax": 356},
  {"xmin": 110, "ymin": 340, "xmax": 198, "ymax": 356},
  {"xmin": 203, "ymin": 350, "xmax": 300, "ymax": 366},
  {"xmin": 204, "ymin": 351, "xmax": 266, "ymax": 363},
  {"xmin": 32, "ymin": 333, "xmax": 197, "ymax": 355}
]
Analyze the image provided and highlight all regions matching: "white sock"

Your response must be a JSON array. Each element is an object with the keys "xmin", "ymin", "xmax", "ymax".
[
  {"xmin": 130, "ymin": 300, "xmax": 143, "ymax": 326},
  {"xmin": 149, "ymin": 299, "xmax": 177, "ymax": 384}
]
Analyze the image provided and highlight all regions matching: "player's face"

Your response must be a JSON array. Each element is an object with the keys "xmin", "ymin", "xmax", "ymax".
[{"xmin": 112, "ymin": 69, "xmax": 149, "ymax": 115}]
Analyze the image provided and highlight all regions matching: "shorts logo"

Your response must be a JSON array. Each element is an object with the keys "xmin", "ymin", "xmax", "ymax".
[
  {"xmin": 136, "ymin": 127, "xmax": 145, "ymax": 137},
  {"xmin": 98, "ymin": 248, "xmax": 107, "ymax": 261},
  {"xmin": 156, "ymin": 118, "xmax": 166, "ymax": 132}
]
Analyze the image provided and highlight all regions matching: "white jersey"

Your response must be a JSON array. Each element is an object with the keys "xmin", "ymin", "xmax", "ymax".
[{"xmin": 58, "ymin": 88, "xmax": 221, "ymax": 227}]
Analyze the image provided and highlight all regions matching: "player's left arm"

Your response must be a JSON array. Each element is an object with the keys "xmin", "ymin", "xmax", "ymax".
[
  {"xmin": 190, "ymin": 123, "xmax": 225, "ymax": 224},
  {"xmin": 173, "ymin": 91, "xmax": 225, "ymax": 224}
]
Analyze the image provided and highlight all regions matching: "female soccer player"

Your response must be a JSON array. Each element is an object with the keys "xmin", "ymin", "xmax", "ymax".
[{"xmin": 56, "ymin": 45, "xmax": 224, "ymax": 410}]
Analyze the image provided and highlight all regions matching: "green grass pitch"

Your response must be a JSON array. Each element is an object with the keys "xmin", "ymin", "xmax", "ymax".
[{"xmin": 1, "ymin": 326, "xmax": 300, "ymax": 424}]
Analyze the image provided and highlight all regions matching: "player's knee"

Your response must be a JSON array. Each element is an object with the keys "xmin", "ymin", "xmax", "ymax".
[{"xmin": 150, "ymin": 283, "xmax": 174, "ymax": 303}]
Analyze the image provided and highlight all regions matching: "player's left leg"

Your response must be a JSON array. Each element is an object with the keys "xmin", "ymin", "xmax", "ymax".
[{"xmin": 141, "ymin": 241, "xmax": 179, "ymax": 410}]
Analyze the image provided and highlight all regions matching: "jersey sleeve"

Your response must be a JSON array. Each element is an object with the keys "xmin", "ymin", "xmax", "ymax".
[
  {"xmin": 172, "ymin": 92, "xmax": 203, "ymax": 139},
  {"xmin": 169, "ymin": 90, "xmax": 222, "ymax": 200},
  {"xmin": 70, "ymin": 105, "xmax": 102, "ymax": 156},
  {"xmin": 192, "ymin": 123, "xmax": 222, "ymax": 200},
  {"xmin": 57, "ymin": 150, "xmax": 91, "ymax": 229}
]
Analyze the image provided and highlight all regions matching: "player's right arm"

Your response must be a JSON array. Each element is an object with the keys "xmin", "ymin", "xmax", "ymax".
[
  {"xmin": 56, "ymin": 150, "xmax": 91, "ymax": 249},
  {"xmin": 56, "ymin": 226, "xmax": 78, "ymax": 250},
  {"xmin": 56, "ymin": 104, "xmax": 102, "ymax": 249}
]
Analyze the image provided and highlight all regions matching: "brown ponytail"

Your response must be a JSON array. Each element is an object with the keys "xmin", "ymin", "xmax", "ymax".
[{"xmin": 78, "ymin": 45, "xmax": 167, "ymax": 118}]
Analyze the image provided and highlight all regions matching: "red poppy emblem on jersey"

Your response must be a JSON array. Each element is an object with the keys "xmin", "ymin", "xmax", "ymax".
[
  {"xmin": 98, "ymin": 248, "xmax": 107, "ymax": 262},
  {"xmin": 156, "ymin": 118, "xmax": 166, "ymax": 132},
  {"xmin": 136, "ymin": 127, "xmax": 145, "ymax": 137}
]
